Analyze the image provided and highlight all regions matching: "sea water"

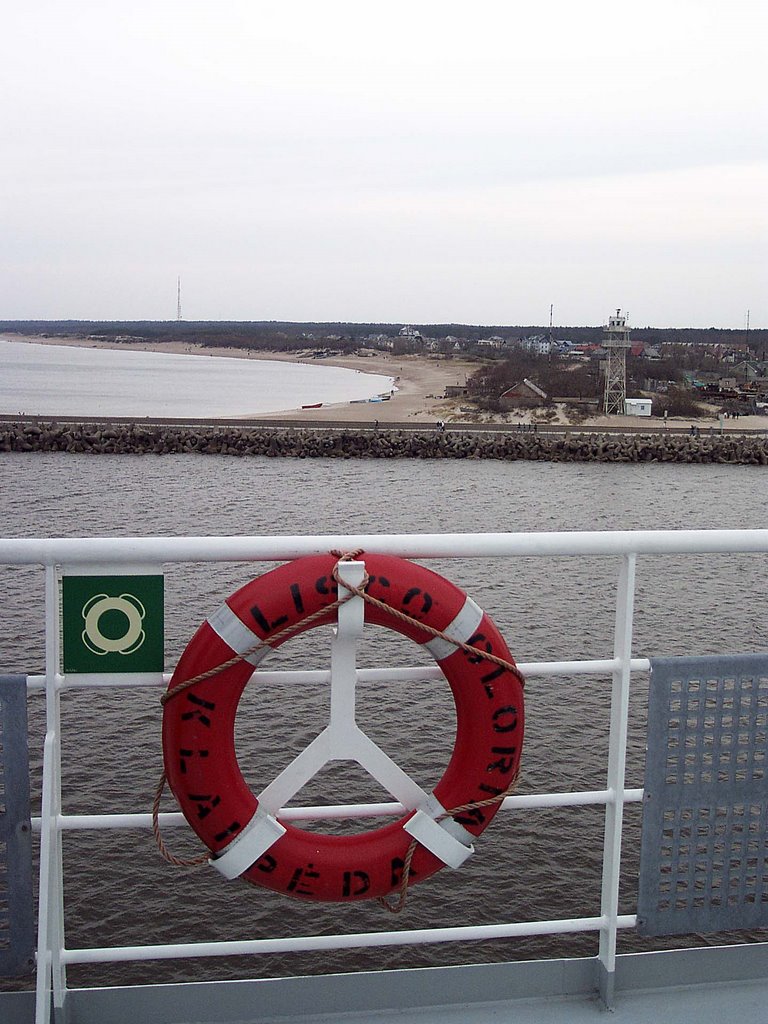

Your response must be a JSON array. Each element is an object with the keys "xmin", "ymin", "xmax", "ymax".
[
  {"xmin": 1, "ymin": 452, "xmax": 767, "ymax": 990},
  {"xmin": 0, "ymin": 339, "xmax": 395, "ymax": 418}
]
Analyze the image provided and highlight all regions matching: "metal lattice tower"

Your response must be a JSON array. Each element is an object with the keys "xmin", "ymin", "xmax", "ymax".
[
  {"xmin": 176, "ymin": 276, "xmax": 182, "ymax": 322},
  {"xmin": 602, "ymin": 308, "xmax": 631, "ymax": 414}
]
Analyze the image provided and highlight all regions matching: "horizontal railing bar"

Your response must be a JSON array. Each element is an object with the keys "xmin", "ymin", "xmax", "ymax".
[
  {"xmin": 517, "ymin": 658, "xmax": 650, "ymax": 676},
  {"xmin": 2, "ymin": 528, "xmax": 768, "ymax": 566},
  {"xmin": 508, "ymin": 788, "xmax": 644, "ymax": 808},
  {"xmin": 16, "ymin": 529, "xmax": 764, "ymax": 1009},
  {"xmin": 61, "ymin": 915, "xmax": 638, "ymax": 964},
  {"xmin": 34, "ymin": 788, "xmax": 644, "ymax": 832},
  {"xmin": 25, "ymin": 658, "xmax": 652, "ymax": 691}
]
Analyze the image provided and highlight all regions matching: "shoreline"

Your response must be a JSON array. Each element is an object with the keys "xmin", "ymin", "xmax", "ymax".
[
  {"xmin": 0, "ymin": 332, "xmax": 480, "ymax": 424},
  {"xmin": 3, "ymin": 332, "xmax": 767, "ymax": 432}
]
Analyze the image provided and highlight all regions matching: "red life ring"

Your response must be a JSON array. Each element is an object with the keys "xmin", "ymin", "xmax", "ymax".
[{"xmin": 162, "ymin": 553, "xmax": 524, "ymax": 902}]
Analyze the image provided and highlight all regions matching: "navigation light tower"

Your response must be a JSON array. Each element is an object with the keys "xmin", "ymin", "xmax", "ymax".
[{"xmin": 602, "ymin": 308, "xmax": 631, "ymax": 414}]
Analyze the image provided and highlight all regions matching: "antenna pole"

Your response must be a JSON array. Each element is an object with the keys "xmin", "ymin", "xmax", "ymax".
[
  {"xmin": 548, "ymin": 304, "xmax": 554, "ymax": 362},
  {"xmin": 176, "ymin": 277, "xmax": 182, "ymax": 322},
  {"xmin": 745, "ymin": 309, "xmax": 750, "ymax": 356}
]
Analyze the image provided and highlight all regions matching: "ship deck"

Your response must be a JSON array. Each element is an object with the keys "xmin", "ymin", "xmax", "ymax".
[
  {"xmin": 1, "ymin": 529, "xmax": 767, "ymax": 1023},
  {"xmin": 4, "ymin": 945, "xmax": 768, "ymax": 1023}
]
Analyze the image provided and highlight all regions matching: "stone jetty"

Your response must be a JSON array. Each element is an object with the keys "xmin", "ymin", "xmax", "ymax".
[{"xmin": 2, "ymin": 421, "xmax": 768, "ymax": 465}]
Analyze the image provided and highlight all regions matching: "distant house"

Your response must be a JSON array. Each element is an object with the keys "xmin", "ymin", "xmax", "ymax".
[
  {"xmin": 500, "ymin": 379, "xmax": 548, "ymax": 409},
  {"xmin": 573, "ymin": 343, "xmax": 606, "ymax": 359},
  {"xmin": 444, "ymin": 385, "xmax": 470, "ymax": 398},
  {"xmin": 444, "ymin": 335, "xmax": 467, "ymax": 352},
  {"xmin": 630, "ymin": 342, "xmax": 662, "ymax": 360},
  {"xmin": 521, "ymin": 334, "xmax": 551, "ymax": 356},
  {"xmin": 399, "ymin": 325, "xmax": 422, "ymax": 339},
  {"xmin": 732, "ymin": 361, "xmax": 762, "ymax": 381}
]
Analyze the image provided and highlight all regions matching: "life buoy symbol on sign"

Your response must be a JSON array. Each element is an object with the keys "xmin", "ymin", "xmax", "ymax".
[
  {"xmin": 162, "ymin": 553, "xmax": 524, "ymax": 903},
  {"xmin": 81, "ymin": 593, "xmax": 146, "ymax": 656}
]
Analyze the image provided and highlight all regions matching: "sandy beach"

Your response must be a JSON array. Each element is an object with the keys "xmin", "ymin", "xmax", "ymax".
[
  {"xmin": 1, "ymin": 332, "xmax": 481, "ymax": 424},
  {"xmin": 3, "ymin": 332, "xmax": 767, "ymax": 431}
]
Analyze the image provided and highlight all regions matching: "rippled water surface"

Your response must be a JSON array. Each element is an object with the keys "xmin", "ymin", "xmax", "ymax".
[{"xmin": 1, "ymin": 452, "xmax": 767, "ymax": 989}]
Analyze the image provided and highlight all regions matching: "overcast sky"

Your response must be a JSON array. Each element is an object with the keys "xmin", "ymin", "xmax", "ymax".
[{"xmin": 2, "ymin": 1, "xmax": 766, "ymax": 328}]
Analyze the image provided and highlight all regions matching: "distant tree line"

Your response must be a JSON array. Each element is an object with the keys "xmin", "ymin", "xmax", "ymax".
[{"xmin": 1, "ymin": 320, "xmax": 764, "ymax": 352}]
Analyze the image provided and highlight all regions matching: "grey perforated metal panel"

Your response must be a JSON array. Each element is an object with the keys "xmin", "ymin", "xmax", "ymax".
[
  {"xmin": 637, "ymin": 655, "xmax": 768, "ymax": 936},
  {"xmin": 0, "ymin": 675, "xmax": 34, "ymax": 975}
]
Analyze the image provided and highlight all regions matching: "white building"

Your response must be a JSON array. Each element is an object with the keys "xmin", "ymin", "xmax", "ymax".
[
  {"xmin": 624, "ymin": 398, "xmax": 652, "ymax": 416},
  {"xmin": 521, "ymin": 334, "xmax": 552, "ymax": 356}
]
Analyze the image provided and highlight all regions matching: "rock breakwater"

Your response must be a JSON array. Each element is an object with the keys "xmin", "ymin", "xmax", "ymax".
[{"xmin": 2, "ymin": 422, "xmax": 768, "ymax": 465}]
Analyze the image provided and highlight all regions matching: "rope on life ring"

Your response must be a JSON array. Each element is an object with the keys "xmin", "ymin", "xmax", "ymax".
[{"xmin": 160, "ymin": 552, "xmax": 524, "ymax": 904}]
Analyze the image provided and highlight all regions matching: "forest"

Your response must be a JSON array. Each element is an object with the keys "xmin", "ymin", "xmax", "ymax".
[{"xmin": 1, "ymin": 319, "xmax": 763, "ymax": 352}]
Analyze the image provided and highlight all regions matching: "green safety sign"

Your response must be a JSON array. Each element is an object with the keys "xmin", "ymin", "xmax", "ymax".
[{"xmin": 61, "ymin": 574, "xmax": 164, "ymax": 674}]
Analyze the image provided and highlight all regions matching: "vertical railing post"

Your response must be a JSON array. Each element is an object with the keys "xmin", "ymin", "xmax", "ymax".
[
  {"xmin": 328, "ymin": 560, "xmax": 366, "ymax": 734},
  {"xmin": 35, "ymin": 565, "xmax": 67, "ymax": 1024},
  {"xmin": 598, "ymin": 552, "xmax": 636, "ymax": 1007}
]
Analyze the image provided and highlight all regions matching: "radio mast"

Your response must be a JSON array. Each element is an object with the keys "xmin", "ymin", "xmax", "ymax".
[
  {"xmin": 745, "ymin": 309, "xmax": 750, "ymax": 357},
  {"xmin": 176, "ymin": 276, "xmax": 182, "ymax": 322},
  {"xmin": 548, "ymin": 303, "xmax": 554, "ymax": 362}
]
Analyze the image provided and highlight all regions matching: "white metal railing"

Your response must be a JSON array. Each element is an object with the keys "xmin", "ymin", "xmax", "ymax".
[{"xmin": 3, "ymin": 529, "xmax": 768, "ymax": 1024}]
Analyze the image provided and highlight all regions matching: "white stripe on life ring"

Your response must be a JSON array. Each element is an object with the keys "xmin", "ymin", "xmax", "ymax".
[
  {"xmin": 404, "ymin": 808, "xmax": 474, "ymax": 869},
  {"xmin": 423, "ymin": 596, "xmax": 483, "ymax": 663},
  {"xmin": 207, "ymin": 603, "xmax": 271, "ymax": 667},
  {"xmin": 209, "ymin": 810, "xmax": 286, "ymax": 879}
]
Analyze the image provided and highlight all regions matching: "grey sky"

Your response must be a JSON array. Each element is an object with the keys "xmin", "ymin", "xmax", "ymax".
[{"xmin": 2, "ymin": 0, "xmax": 765, "ymax": 328}]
